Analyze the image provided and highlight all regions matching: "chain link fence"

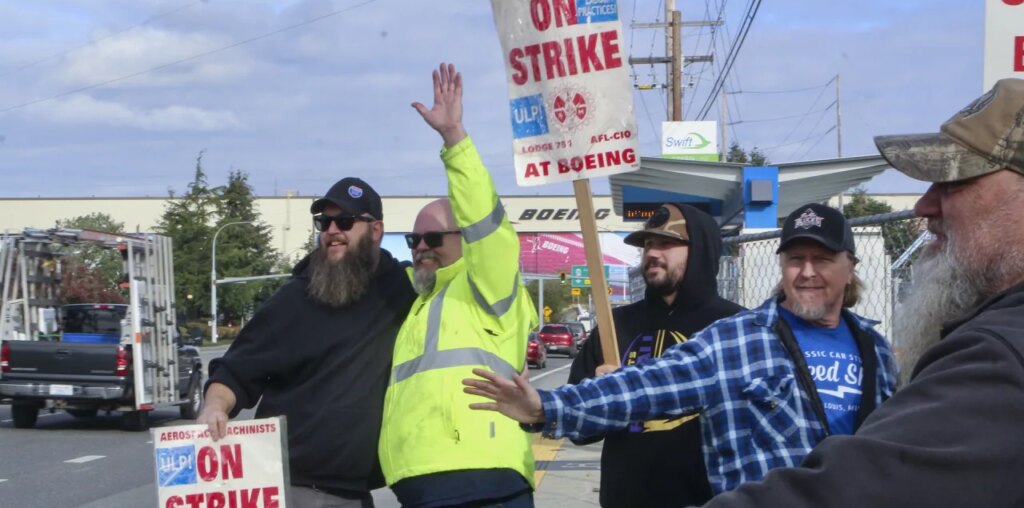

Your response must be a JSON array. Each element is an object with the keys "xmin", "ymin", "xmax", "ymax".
[{"xmin": 717, "ymin": 210, "xmax": 928, "ymax": 344}]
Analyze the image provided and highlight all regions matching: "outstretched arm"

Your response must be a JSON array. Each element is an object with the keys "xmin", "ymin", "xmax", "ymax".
[{"xmin": 412, "ymin": 62, "xmax": 467, "ymax": 148}]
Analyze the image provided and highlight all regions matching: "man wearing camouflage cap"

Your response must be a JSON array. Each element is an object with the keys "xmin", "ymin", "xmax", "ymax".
[
  {"xmin": 464, "ymin": 203, "xmax": 898, "ymax": 497},
  {"xmin": 631, "ymin": 80, "xmax": 1024, "ymax": 508}
]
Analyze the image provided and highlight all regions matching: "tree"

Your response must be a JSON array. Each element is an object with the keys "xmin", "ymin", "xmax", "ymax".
[
  {"xmin": 156, "ymin": 151, "xmax": 219, "ymax": 322},
  {"xmin": 842, "ymin": 187, "xmax": 922, "ymax": 262},
  {"xmin": 525, "ymin": 278, "xmax": 573, "ymax": 327},
  {"xmin": 726, "ymin": 142, "xmax": 770, "ymax": 166},
  {"xmin": 214, "ymin": 170, "xmax": 285, "ymax": 323},
  {"xmin": 55, "ymin": 213, "xmax": 127, "ymax": 304}
]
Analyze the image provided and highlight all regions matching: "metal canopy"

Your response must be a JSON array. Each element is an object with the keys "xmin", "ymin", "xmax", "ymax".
[{"xmin": 610, "ymin": 155, "xmax": 890, "ymax": 222}]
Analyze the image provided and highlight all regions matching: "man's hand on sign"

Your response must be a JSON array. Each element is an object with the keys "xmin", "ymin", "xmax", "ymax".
[
  {"xmin": 197, "ymin": 382, "xmax": 236, "ymax": 441},
  {"xmin": 412, "ymin": 62, "xmax": 468, "ymax": 148},
  {"xmin": 595, "ymin": 364, "xmax": 618, "ymax": 376}
]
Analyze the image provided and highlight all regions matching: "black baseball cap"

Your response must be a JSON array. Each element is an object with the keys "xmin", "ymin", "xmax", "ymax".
[
  {"xmin": 310, "ymin": 177, "xmax": 383, "ymax": 220},
  {"xmin": 776, "ymin": 203, "xmax": 855, "ymax": 255}
]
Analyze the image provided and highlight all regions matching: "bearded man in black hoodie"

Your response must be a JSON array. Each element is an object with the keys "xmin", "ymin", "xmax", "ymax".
[
  {"xmin": 569, "ymin": 203, "xmax": 744, "ymax": 508},
  {"xmin": 199, "ymin": 177, "xmax": 416, "ymax": 508}
]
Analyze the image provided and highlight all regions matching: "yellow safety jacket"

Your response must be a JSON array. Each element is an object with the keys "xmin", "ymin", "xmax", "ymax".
[{"xmin": 379, "ymin": 137, "xmax": 537, "ymax": 486}]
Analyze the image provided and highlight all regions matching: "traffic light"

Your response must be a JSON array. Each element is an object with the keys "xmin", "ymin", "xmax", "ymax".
[{"xmin": 559, "ymin": 272, "xmax": 566, "ymax": 285}]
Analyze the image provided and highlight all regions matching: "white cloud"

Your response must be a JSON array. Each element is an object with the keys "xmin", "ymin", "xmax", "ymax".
[
  {"xmin": 59, "ymin": 27, "xmax": 253, "ymax": 88},
  {"xmin": 30, "ymin": 95, "xmax": 243, "ymax": 131}
]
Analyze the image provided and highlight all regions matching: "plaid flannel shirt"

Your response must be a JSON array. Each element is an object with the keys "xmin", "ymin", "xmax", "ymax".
[{"xmin": 539, "ymin": 296, "xmax": 899, "ymax": 494}]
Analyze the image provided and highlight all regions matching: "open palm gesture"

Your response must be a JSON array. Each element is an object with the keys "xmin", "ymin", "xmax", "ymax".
[{"xmin": 412, "ymin": 62, "xmax": 467, "ymax": 147}]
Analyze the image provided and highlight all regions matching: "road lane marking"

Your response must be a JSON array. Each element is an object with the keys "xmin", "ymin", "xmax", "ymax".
[
  {"xmin": 531, "ymin": 434, "xmax": 565, "ymax": 486},
  {"xmin": 530, "ymin": 363, "xmax": 572, "ymax": 382},
  {"xmin": 65, "ymin": 455, "xmax": 105, "ymax": 464}
]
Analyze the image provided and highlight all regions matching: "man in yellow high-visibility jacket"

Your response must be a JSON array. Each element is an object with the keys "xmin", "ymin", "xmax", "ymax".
[{"xmin": 379, "ymin": 62, "xmax": 537, "ymax": 507}]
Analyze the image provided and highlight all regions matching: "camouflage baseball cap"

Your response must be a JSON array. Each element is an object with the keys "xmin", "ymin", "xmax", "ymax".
[
  {"xmin": 873, "ymin": 78, "xmax": 1024, "ymax": 183},
  {"xmin": 623, "ymin": 203, "xmax": 689, "ymax": 247}
]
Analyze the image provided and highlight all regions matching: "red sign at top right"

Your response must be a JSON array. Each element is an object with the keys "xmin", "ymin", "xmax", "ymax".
[{"xmin": 986, "ymin": 0, "xmax": 1024, "ymax": 89}]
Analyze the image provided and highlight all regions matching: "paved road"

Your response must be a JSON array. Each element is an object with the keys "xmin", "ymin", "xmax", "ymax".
[{"xmin": 0, "ymin": 346, "xmax": 600, "ymax": 507}]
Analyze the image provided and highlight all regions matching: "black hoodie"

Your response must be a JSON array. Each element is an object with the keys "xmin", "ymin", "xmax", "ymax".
[
  {"xmin": 569, "ymin": 204, "xmax": 744, "ymax": 508},
  {"xmin": 207, "ymin": 248, "xmax": 415, "ymax": 494}
]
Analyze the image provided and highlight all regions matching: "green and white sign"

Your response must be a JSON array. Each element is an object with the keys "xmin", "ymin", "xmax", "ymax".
[{"xmin": 661, "ymin": 121, "xmax": 720, "ymax": 161}]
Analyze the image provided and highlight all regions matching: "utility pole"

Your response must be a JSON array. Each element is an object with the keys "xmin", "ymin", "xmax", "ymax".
[
  {"xmin": 671, "ymin": 10, "xmax": 682, "ymax": 121},
  {"xmin": 630, "ymin": 12, "xmax": 718, "ymax": 122}
]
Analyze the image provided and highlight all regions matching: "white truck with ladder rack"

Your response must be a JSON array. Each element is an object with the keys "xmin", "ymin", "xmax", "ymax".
[{"xmin": 0, "ymin": 227, "xmax": 202, "ymax": 431}]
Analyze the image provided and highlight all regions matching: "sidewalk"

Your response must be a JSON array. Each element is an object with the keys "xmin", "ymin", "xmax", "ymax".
[{"xmin": 371, "ymin": 434, "xmax": 603, "ymax": 507}]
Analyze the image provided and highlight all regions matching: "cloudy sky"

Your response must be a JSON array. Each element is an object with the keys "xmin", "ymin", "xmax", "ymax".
[{"xmin": 0, "ymin": 0, "xmax": 985, "ymax": 199}]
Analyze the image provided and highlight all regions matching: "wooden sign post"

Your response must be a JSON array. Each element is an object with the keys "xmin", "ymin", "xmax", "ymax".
[{"xmin": 572, "ymin": 179, "xmax": 620, "ymax": 366}]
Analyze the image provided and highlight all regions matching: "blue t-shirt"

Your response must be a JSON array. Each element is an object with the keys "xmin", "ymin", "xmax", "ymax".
[{"xmin": 779, "ymin": 307, "xmax": 862, "ymax": 435}]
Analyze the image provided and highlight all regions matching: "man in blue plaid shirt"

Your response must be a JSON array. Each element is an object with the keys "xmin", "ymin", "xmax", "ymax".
[{"xmin": 464, "ymin": 203, "xmax": 899, "ymax": 495}]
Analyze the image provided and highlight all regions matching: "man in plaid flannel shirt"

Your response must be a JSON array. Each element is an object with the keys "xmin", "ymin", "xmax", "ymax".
[{"xmin": 464, "ymin": 203, "xmax": 898, "ymax": 495}]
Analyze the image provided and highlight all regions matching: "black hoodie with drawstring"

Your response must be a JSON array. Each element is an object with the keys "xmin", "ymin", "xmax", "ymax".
[{"xmin": 569, "ymin": 204, "xmax": 745, "ymax": 508}]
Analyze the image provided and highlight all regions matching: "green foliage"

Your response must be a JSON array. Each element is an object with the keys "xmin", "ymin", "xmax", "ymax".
[
  {"xmin": 55, "ymin": 213, "xmax": 127, "ymax": 303},
  {"xmin": 525, "ymin": 279, "xmax": 573, "ymax": 327},
  {"xmin": 213, "ymin": 170, "xmax": 286, "ymax": 321},
  {"xmin": 726, "ymin": 142, "xmax": 770, "ymax": 166},
  {"xmin": 842, "ymin": 187, "xmax": 922, "ymax": 261},
  {"xmin": 156, "ymin": 151, "xmax": 219, "ymax": 321}
]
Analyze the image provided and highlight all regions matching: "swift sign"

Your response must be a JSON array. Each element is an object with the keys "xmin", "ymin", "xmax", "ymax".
[{"xmin": 491, "ymin": 0, "xmax": 641, "ymax": 186}]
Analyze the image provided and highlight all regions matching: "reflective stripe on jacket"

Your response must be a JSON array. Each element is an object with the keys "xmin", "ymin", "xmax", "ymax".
[{"xmin": 379, "ymin": 137, "xmax": 537, "ymax": 486}]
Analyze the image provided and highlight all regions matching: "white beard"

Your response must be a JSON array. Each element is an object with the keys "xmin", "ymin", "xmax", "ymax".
[{"xmin": 892, "ymin": 237, "xmax": 1010, "ymax": 386}]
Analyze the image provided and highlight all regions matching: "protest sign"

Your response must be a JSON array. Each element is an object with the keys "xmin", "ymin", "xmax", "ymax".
[
  {"xmin": 491, "ymin": 0, "xmax": 641, "ymax": 187},
  {"xmin": 492, "ymin": 0, "xmax": 643, "ymax": 366},
  {"xmin": 154, "ymin": 416, "xmax": 288, "ymax": 508}
]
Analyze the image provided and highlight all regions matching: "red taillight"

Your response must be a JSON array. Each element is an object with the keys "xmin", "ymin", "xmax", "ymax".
[
  {"xmin": 116, "ymin": 346, "xmax": 129, "ymax": 377},
  {"xmin": 1, "ymin": 342, "xmax": 9, "ymax": 373}
]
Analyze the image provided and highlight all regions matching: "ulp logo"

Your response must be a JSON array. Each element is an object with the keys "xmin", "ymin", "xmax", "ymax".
[
  {"xmin": 510, "ymin": 94, "xmax": 549, "ymax": 139},
  {"xmin": 156, "ymin": 445, "xmax": 197, "ymax": 487}
]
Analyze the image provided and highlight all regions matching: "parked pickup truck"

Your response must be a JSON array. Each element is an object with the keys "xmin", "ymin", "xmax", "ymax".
[{"xmin": 0, "ymin": 304, "xmax": 202, "ymax": 431}]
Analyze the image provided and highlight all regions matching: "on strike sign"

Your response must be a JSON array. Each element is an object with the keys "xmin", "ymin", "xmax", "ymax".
[
  {"xmin": 491, "ymin": 0, "xmax": 641, "ymax": 186},
  {"xmin": 154, "ymin": 417, "xmax": 289, "ymax": 508}
]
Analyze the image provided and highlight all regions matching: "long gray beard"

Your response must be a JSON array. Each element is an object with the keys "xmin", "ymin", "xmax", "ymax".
[
  {"xmin": 306, "ymin": 234, "xmax": 378, "ymax": 308},
  {"xmin": 894, "ymin": 243, "xmax": 984, "ymax": 386}
]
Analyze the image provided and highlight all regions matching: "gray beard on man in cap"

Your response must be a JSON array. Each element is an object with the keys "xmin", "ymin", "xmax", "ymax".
[
  {"xmin": 306, "ymin": 233, "xmax": 379, "ymax": 308},
  {"xmin": 893, "ymin": 232, "xmax": 1024, "ymax": 386}
]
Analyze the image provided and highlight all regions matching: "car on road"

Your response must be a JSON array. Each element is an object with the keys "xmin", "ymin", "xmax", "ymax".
[
  {"xmin": 562, "ymin": 322, "xmax": 588, "ymax": 350},
  {"xmin": 538, "ymin": 324, "xmax": 580, "ymax": 358},
  {"xmin": 526, "ymin": 332, "xmax": 547, "ymax": 369}
]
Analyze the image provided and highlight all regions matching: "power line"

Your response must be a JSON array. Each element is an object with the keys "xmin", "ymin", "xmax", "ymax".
[
  {"xmin": 760, "ymin": 125, "xmax": 836, "ymax": 152},
  {"xmin": 0, "ymin": 0, "xmax": 205, "ymax": 79},
  {"xmin": 0, "ymin": 0, "xmax": 376, "ymax": 115},
  {"xmin": 795, "ymin": 126, "xmax": 840, "ymax": 160},
  {"xmin": 729, "ymin": 102, "xmax": 835, "ymax": 125},
  {"xmin": 696, "ymin": 0, "xmax": 762, "ymax": 119},
  {"xmin": 729, "ymin": 78, "xmax": 836, "ymax": 95}
]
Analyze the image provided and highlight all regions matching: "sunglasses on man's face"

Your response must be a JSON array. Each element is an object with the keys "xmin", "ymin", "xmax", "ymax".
[
  {"xmin": 313, "ymin": 214, "xmax": 375, "ymax": 232},
  {"xmin": 405, "ymin": 230, "xmax": 461, "ymax": 249}
]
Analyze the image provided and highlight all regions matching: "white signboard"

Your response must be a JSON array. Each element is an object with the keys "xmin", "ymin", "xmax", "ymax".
[
  {"xmin": 661, "ymin": 121, "xmax": 720, "ymax": 161},
  {"xmin": 984, "ymin": 0, "xmax": 1024, "ymax": 90},
  {"xmin": 154, "ymin": 417, "xmax": 289, "ymax": 508},
  {"xmin": 491, "ymin": 0, "xmax": 641, "ymax": 186}
]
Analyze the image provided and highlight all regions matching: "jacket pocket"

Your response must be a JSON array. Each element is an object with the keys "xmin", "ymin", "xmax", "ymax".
[{"xmin": 742, "ymin": 375, "xmax": 798, "ymax": 450}]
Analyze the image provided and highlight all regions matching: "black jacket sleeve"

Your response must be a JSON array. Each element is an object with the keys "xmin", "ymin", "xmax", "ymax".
[{"xmin": 698, "ymin": 327, "xmax": 1024, "ymax": 508}]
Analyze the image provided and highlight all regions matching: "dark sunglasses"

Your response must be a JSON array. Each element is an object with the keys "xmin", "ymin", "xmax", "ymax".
[
  {"xmin": 313, "ymin": 214, "xmax": 375, "ymax": 232},
  {"xmin": 405, "ymin": 230, "xmax": 461, "ymax": 249}
]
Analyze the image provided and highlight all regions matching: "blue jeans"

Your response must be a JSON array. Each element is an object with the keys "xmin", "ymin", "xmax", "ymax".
[{"xmin": 446, "ymin": 489, "xmax": 533, "ymax": 508}]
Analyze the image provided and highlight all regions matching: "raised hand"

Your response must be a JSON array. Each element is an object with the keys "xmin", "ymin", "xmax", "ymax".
[
  {"xmin": 463, "ymin": 368, "xmax": 545, "ymax": 424},
  {"xmin": 412, "ymin": 62, "xmax": 468, "ymax": 148}
]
